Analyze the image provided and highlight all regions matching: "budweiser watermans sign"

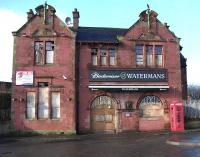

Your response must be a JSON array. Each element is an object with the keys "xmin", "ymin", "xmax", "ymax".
[{"xmin": 89, "ymin": 69, "xmax": 167, "ymax": 82}]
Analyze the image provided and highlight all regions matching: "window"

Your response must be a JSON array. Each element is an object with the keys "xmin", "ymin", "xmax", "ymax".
[
  {"xmin": 100, "ymin": 48, "xmax": 107, "ymax": 66},
  {"xmin": 125, "ymin": 101, "xmax": 133, "ymax": 109},
  {"xmin": 91, "ymin": 47, "xmax": 117, "ymax": 66},
  {"xmin": 92, "ymin": 96, "xmax": 114, "ymax": 109},
  {"xmin": 26, "ymin": 92, "xmax": 36, "ymax": 119},
  {"xmin": 34, "ymin": 41, "xmax": 55, "ymax": 65},
  {"xmin": 140, "ymin": 96, "xmax": 161, "ymax": 107},
  {"xmin": 109, "ymin": 48, "xmax": 116, "ymax": 66},
  {"xmin": 155, "ymin": 45, "xmax": 163, "ymax": 66},
  {"xmin": 135, "ymin": 45, "xmax": 144, "ymax": 66},
  {"xmin": 51, "ymin": 92, "xmax": 60, "ymax": 119},
  {"xmin": 146, "ymin": 45, "xmax": 153, "ymax": 66},
  {"xmin": 35, "ymin": 41, "xmax": 43, "ymax": 64},
  {"xmin": 38, "ymin": 83, "xmax": 49, "ymax": 119},
  {"xmin": 139, "ymin": 95, "xmax": 163, "ymax": 118},
  {"xmin": 91, "ymin": 48, "xmax": 98, "ymax": 66},
  {"xmin": 135, "ymin": 44, "xmax": 164, "ymax": 67},
  {"xmin": 45, "ymin": 41, "xmax": 54, "ymax": 64}
]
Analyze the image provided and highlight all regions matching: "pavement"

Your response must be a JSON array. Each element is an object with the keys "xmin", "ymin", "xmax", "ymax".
[{"xmin": 166, "ymin": 129, "xmax": 200, "ymax": 146}]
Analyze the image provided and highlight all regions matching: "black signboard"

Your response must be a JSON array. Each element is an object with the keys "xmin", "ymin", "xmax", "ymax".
[{"xmin": 89, "ymin": 69, "xmax": 168, "ymax": 82}]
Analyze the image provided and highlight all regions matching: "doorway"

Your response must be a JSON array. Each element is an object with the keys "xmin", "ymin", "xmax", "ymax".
[{"xmin": 91, "ymin": 95, "xmax": 117, "ymax": 132}]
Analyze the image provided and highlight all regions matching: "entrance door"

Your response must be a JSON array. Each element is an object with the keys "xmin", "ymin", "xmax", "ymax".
[{"xmin": 91, "ymin": 96, "xmax": 116, "ymax": 132}]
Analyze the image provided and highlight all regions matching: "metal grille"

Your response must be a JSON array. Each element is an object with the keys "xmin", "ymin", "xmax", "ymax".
[
  {"xmin": 91, "ymin": 96, "xmax": 114, "ymax": 109},
  {"xmin": 140, "ymin": 96, "xmax": 161, "ymax": 108}
]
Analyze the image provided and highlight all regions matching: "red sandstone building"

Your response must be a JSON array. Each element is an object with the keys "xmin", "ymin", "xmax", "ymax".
[{"xmin": 12, "ymin": 3, "xmax": 187, "ymax": 133}]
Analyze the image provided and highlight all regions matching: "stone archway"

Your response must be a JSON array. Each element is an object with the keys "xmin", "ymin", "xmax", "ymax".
[
  {"xmin": 90, "ymin": 95, "xmax": 117, "ymax": 132},
  {"xmin": 138, "ymin": 95, "xmax": 165, "ymax": 131}
]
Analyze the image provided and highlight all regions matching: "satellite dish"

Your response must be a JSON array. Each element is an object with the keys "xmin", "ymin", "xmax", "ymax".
[{"xmin": 65, "ymin": 17, "xmax": 71, "ymax": 25}]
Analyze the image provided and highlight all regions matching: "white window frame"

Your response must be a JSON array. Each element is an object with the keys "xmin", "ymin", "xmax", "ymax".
[
  {"xmin": 109, "ymin": 48, "xmax": 116, "ymax": 66},
  {"xmin": 45, "ymin": 41, "xmax": 54, "ymax": 64},
  {"xmin": 91, "ymin": 48, "xmax": 98, "ymax": 66},
  {"xmin": 100, "ymin": 48, "xmax": 107, "ymax": 66},
  {"xmin": 135, "ymin": 45, "xmax": 144, "ymax": 66},
  {"xmin": 155, "ymin": 45, "xmax": 163, "ymax": 67},
  {"xmin": 146, "ymin": 45, "xmax": 153, "ymax": 66}
]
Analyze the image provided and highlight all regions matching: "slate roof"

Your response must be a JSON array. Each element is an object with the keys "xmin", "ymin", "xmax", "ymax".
[{"xmin": 76, "ymin": 27, "xmax": 128, "ymax": 43}]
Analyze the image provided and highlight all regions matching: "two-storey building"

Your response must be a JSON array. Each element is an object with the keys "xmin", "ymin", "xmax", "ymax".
[
  {"xmin": 12, "ymin": 4, "xmax": 76, "ymax": 133},
  {"xmin": 77, "ymin": 8, "xmax": 187, "ymax": 132},
  {"xmin": 12, "ymin": 3, "xmax": 187, "ymax": 133}
]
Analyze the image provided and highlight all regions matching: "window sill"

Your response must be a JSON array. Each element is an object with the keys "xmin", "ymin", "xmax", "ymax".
[
  {"xmin": 26, "ymin": 118, "xmax": 36, "ymax": 121},
  {"xmin": 38, "ymin": 118, "xmax": 49, "ymax": 120},
  {"xmin": 35, "ymin": 63, "xmax": 54, "ymax": 66},
  {"xmin": 51, "ymin": 118, "xmax": 60, "ymax": 121}
]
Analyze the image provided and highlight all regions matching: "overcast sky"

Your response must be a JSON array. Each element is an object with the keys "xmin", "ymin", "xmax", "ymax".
[{"xmin": 0, "ymin": 0, "xmax": 200, "ymax": 85}]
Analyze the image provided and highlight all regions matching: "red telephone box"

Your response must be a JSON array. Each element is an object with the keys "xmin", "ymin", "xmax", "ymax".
[{"xmin": 170, "ymin": 102, "xmax": 184, "ymax": 132}]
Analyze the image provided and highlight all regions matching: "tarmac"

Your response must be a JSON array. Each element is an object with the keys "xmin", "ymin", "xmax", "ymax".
[{"xmin": 1, "ymin": 129, "xmax": 200, "ymax": 147}]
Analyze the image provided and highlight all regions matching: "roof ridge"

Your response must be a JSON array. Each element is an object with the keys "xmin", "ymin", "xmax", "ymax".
[{"xmin": 78, "ymin": 26, "xmax": 128, "ymax": 30}]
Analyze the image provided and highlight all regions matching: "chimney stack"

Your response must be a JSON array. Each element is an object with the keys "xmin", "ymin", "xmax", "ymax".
[
  {"xmin": 72, "ymin": 8, "xmax": 79, "ymax": 31},
  {"xmin": 27, "ymin": 9, "xmax": 34, "ymax": 21}
]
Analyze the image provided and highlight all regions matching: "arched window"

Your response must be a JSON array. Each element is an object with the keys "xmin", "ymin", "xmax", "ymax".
[
  {"xmin": 139, "ymin": 95, "xmax": 163, "ymax": 118},
  {"xmin": 91, "ymin": 96, "xmax": 114, "ymax": 109},
  {"xmin": 140, "ymin": 95, "xmax": 161, "ymax": 108}
]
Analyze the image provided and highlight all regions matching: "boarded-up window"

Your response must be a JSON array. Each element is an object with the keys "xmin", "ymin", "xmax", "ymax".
[
  {"xmin": 26, "ymin": 92, "xmax": 36, "ymax": 119},
  {"xmin": 45, "ymin": 41, "xmax": 54, "ymax": 64},
  {"xmin": 139, "ymin": 96, "xmax": 163, "ymax": 118},
  {"xmin": 51, "ymin": 92, "xmax": 60, "ymax": 119},
  {"xmin": 35, "ymin": 41, "xmax": 43, "ymax": 64},
  {"xmin": 38, "ymin": 87, "xmax": 49, "ymax": 119},
  {"xmin": 95, "ymin": 115, "xmax": 113, "ymax": 122},
  {"xmin": 135, "ymin": 45, "xmax": 144, "ymax": 66}
]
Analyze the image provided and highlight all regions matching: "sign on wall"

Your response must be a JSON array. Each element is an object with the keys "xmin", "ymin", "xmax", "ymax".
[
  {"xmin": 16, "ymin": 71, "xmax": 33, "ymax": 85},
  {"xmin": 89, "ymin": 69, "xmax": 167, "ymax": 82}
]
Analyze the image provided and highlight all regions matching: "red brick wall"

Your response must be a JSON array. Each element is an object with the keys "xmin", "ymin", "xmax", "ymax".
[
  {"xmin": 139, "ymin": 118, "xmax": 165, "ymax": 131},
  {"xmin": 78, "ymin": 14, "xmax": 183, "ymax": 132},
  {"xmin": 12, "ymin": 8, "xmax": 76, "ymax": 132}
]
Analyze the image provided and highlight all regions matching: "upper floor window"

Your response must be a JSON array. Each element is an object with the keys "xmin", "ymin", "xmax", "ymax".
[
  {"xmin": 109, "ymin": 48, "xmax": 116, "ymax": 66},
  {"xmin": 100, "ymin": 48, "xmax": 107, "ymax": 66},
  {"xmin": 155, "ymin": 45, "xmax": 163, "ymax": 67},
  {"xmin": 135, "ymin": 44, "xmax": 164, "ymax": 67},
  {"xmin": 146, "ymin": 45, "xmax": 153, "ymax": 66},
  {"xmin": 45, "ymin": 41, "xmax": 54, "ymax": 64},
  {"xmin": 91, "ymin": 48, "xmax": 98, "ymax": 66},
  {"xmin": 35, "ymin": 41, "xmax": 43, "ymax": 64},
  {"xmin": 135, "ymin": 45, "xmax": 144, "ymax": 66},
  {"xmin": 34, "ymin": 41, "xmax": 55, "ymax": 65},
  {"xmin": 91, "ymin": 47, "xmax": 117, "ymax": 67}
]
